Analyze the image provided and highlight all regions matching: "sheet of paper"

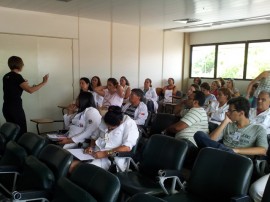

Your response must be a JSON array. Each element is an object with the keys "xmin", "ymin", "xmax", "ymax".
[
  {"xmin": 47, "ymin": 134, "xmax": 66, "ymax": 141},
  {"xmin": 67, "ymin": 148, "xmax": 95, "ymax": 161}
]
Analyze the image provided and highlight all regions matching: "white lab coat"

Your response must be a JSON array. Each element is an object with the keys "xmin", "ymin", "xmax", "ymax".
[
  {"xmin": 63, "ymin": 107, "xmax": 102, "ymax": 149},
  {"xmin": 90, "ymin": 115, "xmax": 139, "ymax": 171},
  {"xmin": 122, "ymin": 101, "xmax": 148, "ymax": 125}
]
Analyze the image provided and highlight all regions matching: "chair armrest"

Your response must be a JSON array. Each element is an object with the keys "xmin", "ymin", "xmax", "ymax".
[
  {"xmin": 12, "ymin": 190, "xmax": 51, "ymax": 201},
  {"xmin": 0, "ymin": 165, "xmax": 22, "ymax": 174},
  {"xmin": 255, "ymin": 159, "xmax": 269, "ymax": 177},
  {"xmin": 158, "ymin": 169, "xmax": 182, "ymax": 178},
  {"xmin": 116, "ymin": 151, "xmax": 134, "ymax": 158},
  {"xmin": 157, "ymin": 169, "xmax": 185, "ymax": 195},
  {"xmin": 230, "ymin": 195, "xmax": 251, "ymax": 202},
  {"xmin": 108, "ymin": 155, "xmax": 139, "ymax": 172}
]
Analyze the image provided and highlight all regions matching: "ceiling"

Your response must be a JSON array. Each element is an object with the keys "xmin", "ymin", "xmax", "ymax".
[{"xmin": 0, "ymin": 0, "xmax": 270, "ymax": 32}]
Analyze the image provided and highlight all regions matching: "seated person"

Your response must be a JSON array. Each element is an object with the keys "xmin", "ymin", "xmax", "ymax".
[
  {"xmin": 69, "ymin": 106, "xmax": 139, "ymax": 172},
  {"xmin": 162, "ymin": 77, "xmax": 178, "ymax": 103},
  {"xmin": 79, "ymin": 77, "xmax": 91, "ymax": 92},
  {"xmin": 89, "ymin": 76, "xmax": 103, "ymax": 108},
  {"xmin": 58, "ymin": 92, "xmax": 102, "ymax": 149},
  {"xmin": 166, "ymin": 91, "xmax": 208, "ymax": 147},
  {"xmin": 246, "ymin": 71, "xmax": 270, "ymax": 102},
  {"xmin": 249, "ymin": 173, "xmax": 270, "ymax": 202},
  {"xmin": 200, "ymin": 82, "xmax": 217, "ymax": 109},
  {"xmin": 217, "ymin": 77, "xmax": 226, "ymax": 88},
  {"xmin": 193, "ymin": 77, "xmax": 202, "ymax": 86},
  {"xmin": 120, "ymin": 76, "xmax": 131, "ymax": 104},
  {"xmin": 246, "ymin": 82, "xmax": 259, "ymax": 108},
  {"xmin": 249, "ymin": 90, "xmax": 270, "ymax": 134},
  {"xmin": 210, "ymin": 80, "xmax": 221, "ymax": 98},
  {"xmin": 194, "ymin": 97, "xmax": 268, "ymax": 156},
  {"xmin": 248, "ymin": 91, "xmax": 270, "ymax": 202},
  {"xmin": 94, "ymin": 77, "xmax": 124, "ymax": 108},
  {"xmin": 173, "ymin": 83, "xmax": 200, "ymax": 117},
  {"xmin": 226, "ymin": 78, "xmax": 240, "ymax": 97},
  {"xmin": 207, "ymin": 87, "xmax": 231, "ymax": 132},
  {"xmin": 142, "ymin": 78, "xmax": 158, "ymax": 113},
  {"xmin": 122, "ymin": 88, "xmax": 148, "ymax": 126}
]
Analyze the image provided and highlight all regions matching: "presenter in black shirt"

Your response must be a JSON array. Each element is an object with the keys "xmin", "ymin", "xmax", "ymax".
[{"xmin": 2, "ymin": 56, "xmax": 49, "ymax": 137}]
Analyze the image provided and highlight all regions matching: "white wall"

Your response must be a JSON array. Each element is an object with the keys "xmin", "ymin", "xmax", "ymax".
[
  {"xmin": 0, "ymin": 34, "xmax": 73, "ymax": 132},
  {"xmin": 190, "ymin": 24, "xmax": 270, "ymax": 45},
  {"xmin": 0, "ymin": 7, "xmax": 184, "ymax": 133}
]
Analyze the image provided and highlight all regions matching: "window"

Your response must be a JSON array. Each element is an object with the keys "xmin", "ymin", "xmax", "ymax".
[
  {"xmin": 191, "ymin": 45, "xmax": 215, "ymax": 78},
  {"xmin": 246, "ymin": 42, "xmax": 270, "ymax": 79},
  {"xmin": 217, "ymin": 43, "xmax": 245, "ymax": 79},
  {"xmin": 190, "ymin": 40, "xmax": 270, "ymax": 80}
]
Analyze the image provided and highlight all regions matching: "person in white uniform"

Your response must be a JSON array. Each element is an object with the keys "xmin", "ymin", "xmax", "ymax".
[
  {"xmin": 58, "ymin": 92, "xmax": 102, "ymax": 149},
  {"xmin": 69, "ymin": 106, "xmax": 139, "ymax": 172},
  {"xmin": 122, "ymin": 88, "xmax": 148, "ymax": 126},
  {"xmin": 249, "ymin": 90, "xmax": 270, "ymax": 202},
  {"xmin": 89, "ymin": 76, "xmax": 103, "ymax": 107},
  {"xmin": 142, "ymin": 78, "xmax": 158, "ymax": 113},
  {"xmin": 94, "ymin": 78, "xmax": 124, "ymax": 107}
]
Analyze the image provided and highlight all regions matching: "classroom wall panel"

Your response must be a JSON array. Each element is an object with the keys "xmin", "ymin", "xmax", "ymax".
[
  {"xmin": 79, "ymin": 18, "xmax": 111, "ymax": 85},
  {"xmin": 112, "ymin": 23, "xmax": 139, "ymax": 88},
  {"xmin": 190, "ymin": 24, "xmax": 270, "ymax": 45},
  {"xmin": 163, "ymin": 31, "xmax": 184, "ymax": 90},
  {"xmin": 139, "ymin": 28, "xmax": 163, "ymax": 88},
  {"xmin": 0, "ymin": 34, "xmax": 73, "ymax": 132},
  {"xmin": 0, "ymin": 7, "xmax": 78, "ymax": 39}
]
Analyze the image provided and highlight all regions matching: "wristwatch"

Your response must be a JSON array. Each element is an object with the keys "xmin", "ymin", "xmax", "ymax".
[{"xmin": 107, "ymin": 150, "xmax": 118, "ymax": 157}]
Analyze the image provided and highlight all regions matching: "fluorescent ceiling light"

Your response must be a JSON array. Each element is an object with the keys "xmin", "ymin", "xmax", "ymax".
[{"xmin": 173, "ymin": 18, "xmax": 201, "ymax": 24}]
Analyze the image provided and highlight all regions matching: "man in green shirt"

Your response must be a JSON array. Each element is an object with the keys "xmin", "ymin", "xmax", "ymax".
[{"xmin": 194, "ymin": 96, "xmax": 268, "ymax": 156}]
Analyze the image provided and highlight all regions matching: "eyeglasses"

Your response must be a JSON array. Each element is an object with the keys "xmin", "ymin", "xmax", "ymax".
[{"xmin": 227, "ymin": 109, "xmax": 237, "ymax": 113}]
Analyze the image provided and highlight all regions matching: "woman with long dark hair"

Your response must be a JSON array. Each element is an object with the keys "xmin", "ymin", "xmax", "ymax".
[{"xmin": 58, "ymin": 92, "xmax": 101, "ymax": 149}]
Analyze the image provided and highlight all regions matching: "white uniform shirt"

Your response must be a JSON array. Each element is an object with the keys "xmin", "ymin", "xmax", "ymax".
[
  {"xmin": 63, "ymin": 107, "xmax": 102, "ymax": 149},
  {"xmin": 122, "ymin": 101, "xmax": 148, "ymax": 125},
  {"xmin": 91, "ymin": 115, "xmax": 139, "ymax": 170},
  {"xmin": 102, "ymin": 89, "xmax": 123, "ymax": 107},
  {"xmin": 208, "ymin": 101, "xmax": 229, "ymax": 125},
  {"xmin": 90, "ymin": 91, "xmax": 104, "ymax": 107},
  {"xmin": 143, "ymin": 87, "xmax": 158, "ymax": 112},
  {"xmin": 250, "ymin": 108, "xmax": 270, "ymax": 134}
]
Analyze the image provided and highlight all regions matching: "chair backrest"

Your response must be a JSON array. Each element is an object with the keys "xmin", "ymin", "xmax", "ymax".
[
  {"xmin": 0, "ymin": 132, "xmax": 47, "ymax": 166},
  {"xmin": 149, "ymin": 113, "xmax": 180, "ymax": 136},
  {"xmin": 139, "ymin": 134, "xmax": 188, "ymax": 178},
  {"xmin": 261, "ymin": 174, "xmax": 270, "ymax": 202},
  {"xmin": 187, "ymin": 147, "xmax": 253, "ymax": 201},
  {"xmin": 0, "ymin": 122, "xmax": 20, "ymax": 154},
  {"xmin": 38, "ymin": 144, "xmax": 73, "ymax": 180},
  {"xmin": 17, "ymin": 144, "xmax": 73, "ymax": 191},
  {"xmin": 144, "ymin": 111, "xmax": 152, "ymax": 128},
  {"xmin": 52, "ymin": 164, "xmax": 120, "ymax": 202}
]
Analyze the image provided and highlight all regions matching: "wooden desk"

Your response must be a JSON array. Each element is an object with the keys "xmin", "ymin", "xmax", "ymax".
[
  {"xmin": 31, "ymin": 118, "xmax": 63, "ymax": 135},
  {"xmin": 163, "ymin": 102, "xmax": 178, "ymax": 114}
]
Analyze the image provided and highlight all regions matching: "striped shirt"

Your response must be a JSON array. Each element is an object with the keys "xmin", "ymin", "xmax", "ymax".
[
  {"xmin": 124, "ymin": 105, "xmax": 138, "ymax": 119},
  {"xmin": 175, "ymin": 107, "xmax": 209, "ymax": 146}
]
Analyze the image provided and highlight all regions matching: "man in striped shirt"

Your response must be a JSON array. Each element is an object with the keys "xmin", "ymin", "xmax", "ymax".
[{"xmin": 166, "ymin": 91, "xmax": 209, "ymax": 147}]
